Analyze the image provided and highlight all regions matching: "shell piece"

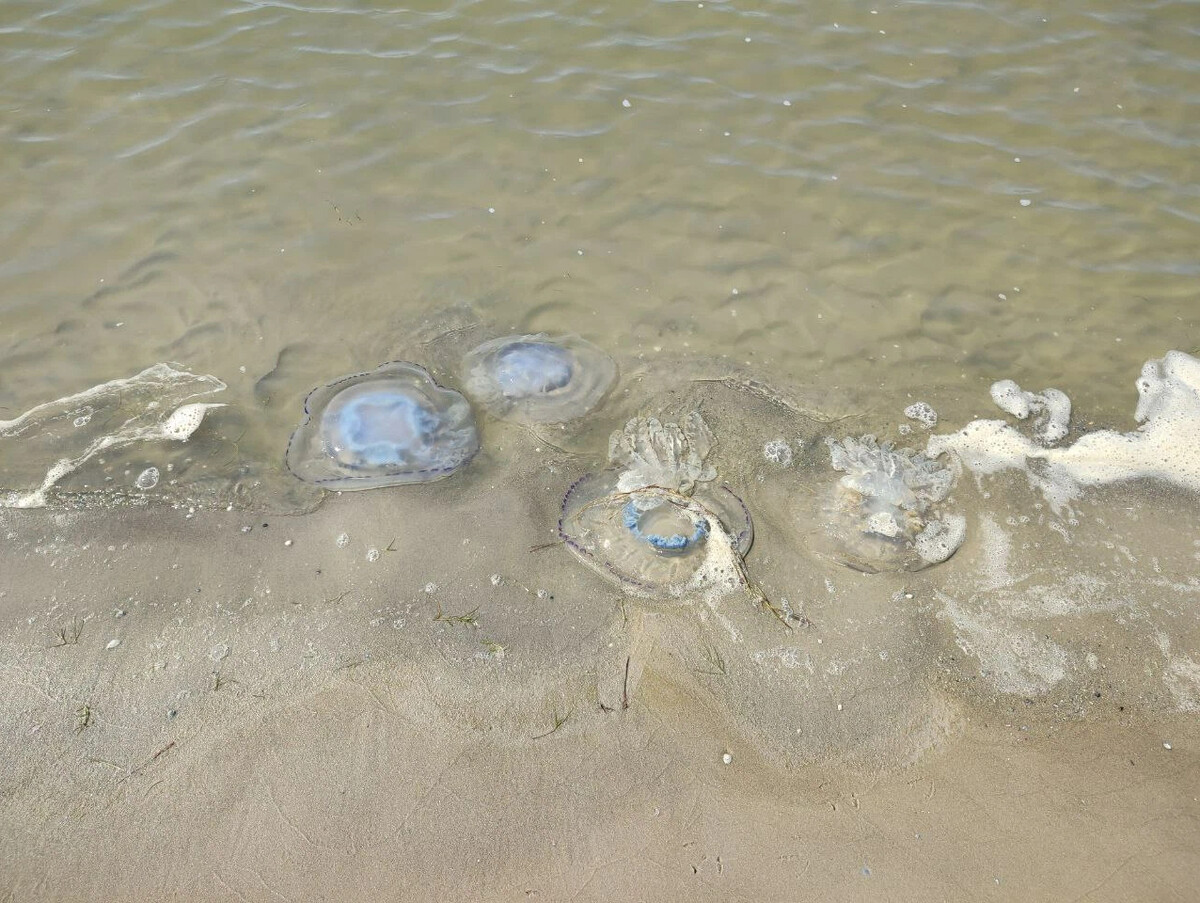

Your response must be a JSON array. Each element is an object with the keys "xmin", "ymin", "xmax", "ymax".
[
  {"xmin": 286, "ymin": 361, "xmax": 479, "ymax": 489},
  {"xmin": 559, "ymin": 469, "xmax": 753, "ymax": 594},
  {"xmin": 462, "ymin": 334, "xmax": 615, "ymax": 422},
  {"xmin": 822, "ymin": 435, "xmax": 962, "ymax": 572}
]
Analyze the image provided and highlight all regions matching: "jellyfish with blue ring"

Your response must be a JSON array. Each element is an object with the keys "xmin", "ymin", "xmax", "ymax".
[{"xmin": 557, "ymin": 414, "xmax": 753, "ymax": 595}]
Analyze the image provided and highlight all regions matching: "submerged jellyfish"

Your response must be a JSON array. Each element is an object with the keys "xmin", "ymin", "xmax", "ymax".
[
  {"xmin": 821, "ymin": 435, "xmax": 963, "ymax": 572},
  {"xmin": 286, "ymin": 362, "xmax": 479, "ymax": 490},
  {"xmin": 462, "ymin": 334, "xmax": 616, "ymax": 422},
  {"xmin": 560, "ymin": 414, "xmax": 753, "ymax": 595}
]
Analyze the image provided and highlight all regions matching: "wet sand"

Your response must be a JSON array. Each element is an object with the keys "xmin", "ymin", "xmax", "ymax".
[{"xmin": 3, "ymin": 386, "xmax": 1199, "ymax": 900}]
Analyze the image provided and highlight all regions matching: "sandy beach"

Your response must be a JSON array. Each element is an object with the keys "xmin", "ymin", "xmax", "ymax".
[{"xmin": 3, "ymin": 375, "xmax": 1199, "ymax": 900}]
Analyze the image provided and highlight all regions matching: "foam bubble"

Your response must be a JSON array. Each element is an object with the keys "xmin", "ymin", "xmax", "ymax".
[
  {"xmin": 763, "ymin": 439, "xmax": 793, "ymax": 466},
  {"xmin": 914, "ymin": 515, "xmax": 967, "ymax": 565},
  {"xmin": 1033, "ymin": 389, "xmax": 1071, "ymax": 445},
  {"xmin": 162, "ymin": 404, "xmax": 218, "ymax": 441},
  {"xmin": 988, "ymin": 380, "xmax": 1070, "ymax": 445},
  {"xmin": 135, "ymin": 467, "xmax": 160, "ymax": 491},
  {"xmin": 989, "ymin": 379, "xmax": 1031, "ymax": 419},
  {"xmin": 903, "ymin": 401, "xmax": 938, "ymax": 428},
  {"xmin": 932, "ymin": 351, "xmax": 1200, "ymax": 509}
]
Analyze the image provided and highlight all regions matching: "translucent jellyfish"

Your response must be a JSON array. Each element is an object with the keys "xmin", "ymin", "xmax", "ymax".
[
  {"xmin": 609, "ymin": 413, "xmax": 716, "ymax": 494},
  {"xmin": 462, "ymin": 334, "xmax": 616, "ymax": 422},
  {"xmin": 286, "ymin": 361, "xmax": 479, "ymax": 490},
  {"xmin": 560, "ymin": 414, "xmax": 753, "ymax": 596},
  {"xmin": 822, "ymin": 435, "xmax": 963, "ymax": 572}
]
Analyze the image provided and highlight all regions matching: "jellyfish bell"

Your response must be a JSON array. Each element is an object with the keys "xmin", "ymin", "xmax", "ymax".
[
  {"xmin": 286, "ymin": 361, "xmax": 479, "ymax": 490},
  {"xmin": 559, "ymin": 412, "xmax": 755, "ymax": 595},
  {"xmin": 816, "ymin": 435, "xmax": 964, "ymax": 572},
  {"xmin": 462, "ymin": 334, "xmax": 616, "ymax": 423},
  {"xmin": 490, "ymin": 340, "xmax": 574, "ymax": 397},
  {"xmin": 559, "ymin": 469, "xmax": 753, "ymax": 595}
]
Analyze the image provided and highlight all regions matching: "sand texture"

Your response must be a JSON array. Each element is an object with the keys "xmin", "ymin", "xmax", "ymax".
[{"xmin": 2, "ymin": 367, "xmax": 1199, "ymax": 901}]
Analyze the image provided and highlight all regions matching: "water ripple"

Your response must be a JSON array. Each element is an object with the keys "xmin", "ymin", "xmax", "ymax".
[{"xmin": 0, "ymin": 0, "xmax": 1197, "ymax": 418}]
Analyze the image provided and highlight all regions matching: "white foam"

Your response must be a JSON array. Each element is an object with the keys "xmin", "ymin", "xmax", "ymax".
[
  {"xmin": 915, "ymin": 514, "xmax": 966, "ymax": 565},
  {"xmin": 903, "ymin": 401, "xmax": 938, "ymax": 428},
  {"xmin": 1034, "ymin": 388, "xmax": 1071, "ymax": 445},
  {"xmin": 989, "ymin": 379, "xmax": 1031, "ymax": 419},
  {"xmin": 936, "ymin": 591, "xmax": 1069, "ymax": 696},
  {"xmin": 762, "ymin": 438, "xmax": 793, "ymax": 466},
  {"xmin": 987, "ymin": 380, "xmax": 1071, "ymax": 445},
  {"xmin": 931, "ymin": 351, "xmax": 1200, "ymax": 510},
  {"xmin": 135, "ymin": 467, "xmax": 160, "ymax": 491},
  {"xmin": 161, "ymin": 404, "xmax": 215, "ymax": 441}
]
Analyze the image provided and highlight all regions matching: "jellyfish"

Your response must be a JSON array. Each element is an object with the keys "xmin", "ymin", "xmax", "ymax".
[
  {"xmin": 821, "ymin": 435, "xmax": 963, "ymax": 572},
  {"xmin": 559, "ymin": 414, "xmax": 753, "ymax": 595},
  {"xmin": 286, "ymin": 361, "xmax": 479, "ymax": 490},
  {"xmin": 462, "ymin": 334, "xmax": 616, "ymax": 422}
]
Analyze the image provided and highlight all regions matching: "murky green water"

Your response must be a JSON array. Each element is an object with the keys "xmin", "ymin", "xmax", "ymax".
[{"xmin": 2, "ymin": 0, "xmax": 1199, "ymax": 503}]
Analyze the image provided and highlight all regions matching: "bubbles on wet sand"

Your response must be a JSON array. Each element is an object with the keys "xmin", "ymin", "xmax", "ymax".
[
  {"xmin": 135, "ymin": 467, "xmax": 160, "ymax": 491},
  {"xmin": 462, "ymin": 334, "xmax": 616, "ymax": 423},
  {"xmin": 0, "ymin": 363, "xmax": 225, "ymax": 508},
  {"xmin": 903, "ymin": 402, "xmax": 938, "ymax": 429},
  {"xmin": 932, "ymin": 350, "xmax": 1200, "ymax": 509},
  {"xmin": 988, "ymin": 380, "xmax": 1070, "ymax": 446},
  {"xmin": 286, "ymin": 361, "xmax": 479, "ymax": 490},
  {"xmin": 763, "ymin": 439, "xmax": 793, "ymax": 466}
]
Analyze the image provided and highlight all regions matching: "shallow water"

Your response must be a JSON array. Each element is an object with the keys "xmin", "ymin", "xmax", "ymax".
[
  {"xmin": 3, "ymin": 0, "xmax": 1199, "ymax": 442},
  {"xmin": 2, "ymin": 1, "xmax": 1200, "ymax": 898}
]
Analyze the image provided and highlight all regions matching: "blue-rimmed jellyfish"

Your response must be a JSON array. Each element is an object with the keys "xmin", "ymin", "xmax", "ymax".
[
  {"xmin": 462, "ymin": 334, "xmax": 616, "ymax": 423},
  {"xmin": 286, "ymin": 362, "xmax": 479, "ymax": 489},
  {"xmin": 559, "ymin": 470, "xmax": 753, "ymax": 595},
  {"xmin": 558, "ymin": 414, "xmax": 753, "ymax": 596}
]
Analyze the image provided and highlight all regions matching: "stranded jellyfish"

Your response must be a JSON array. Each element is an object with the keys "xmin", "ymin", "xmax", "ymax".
[
  {"xmin": 462, "ymin": 334, "xmax": 616, "ymax": 422},
  {"xmin": 286, "ymin": 362, "xmax": 479, "ymax": 490},
  {"xmin": 821, "ymin": 435, "xmax": 964, "ymax": 572},
  {"xmin": 559, "ymin": 413, "xmax": 753, "ymax": 595}
]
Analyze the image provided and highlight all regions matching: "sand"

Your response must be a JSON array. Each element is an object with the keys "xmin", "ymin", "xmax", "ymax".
[{"xmin": 2, "ymin": 369, "xmax": 1199, "ymax": 901}]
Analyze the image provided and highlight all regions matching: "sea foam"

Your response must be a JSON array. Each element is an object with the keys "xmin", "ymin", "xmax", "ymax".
[{"xmin": 929, "ymin": 351, "xmax": 1200, "ymax": 510}]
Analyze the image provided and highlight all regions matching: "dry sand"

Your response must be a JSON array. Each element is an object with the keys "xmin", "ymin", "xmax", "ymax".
[{"xmin": 2, "ymin": 370, "xmax": 1199, "ymax": 902}]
